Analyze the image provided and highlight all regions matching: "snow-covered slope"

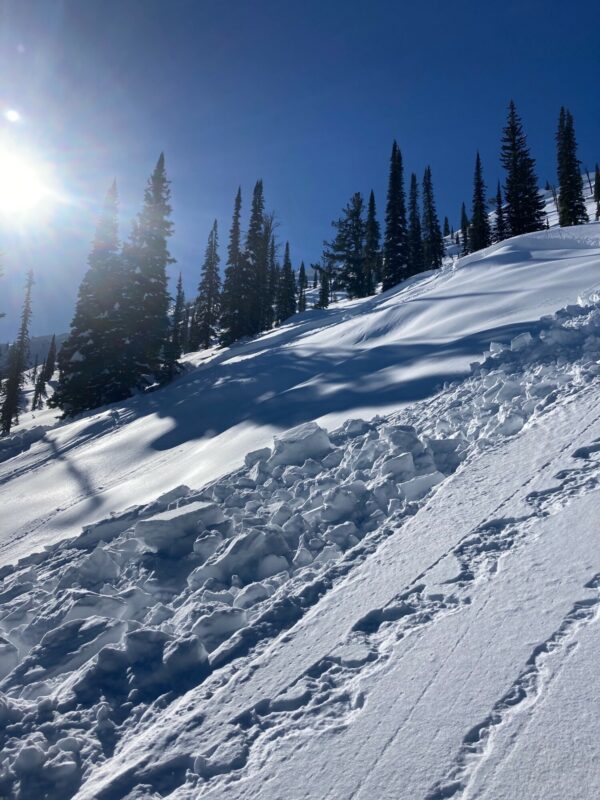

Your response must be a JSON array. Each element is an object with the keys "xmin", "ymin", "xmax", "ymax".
[
  {"xmin": 1, "ymin": 223, "xmax": 600, "ymax": 799},
  {"xmin": 2, "ymin": 225, "xmax": 600, "ymax": 562}
]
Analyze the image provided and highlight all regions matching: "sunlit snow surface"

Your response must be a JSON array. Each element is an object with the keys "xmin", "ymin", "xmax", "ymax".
[{"xmin": 1, "ymin": 221, "xmax": 600, "ymax": 799}]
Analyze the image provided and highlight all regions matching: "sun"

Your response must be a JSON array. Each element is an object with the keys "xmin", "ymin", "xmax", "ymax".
[{"xmin": 0, "ymin": 148, "xmax": 47, "ymax": 215}]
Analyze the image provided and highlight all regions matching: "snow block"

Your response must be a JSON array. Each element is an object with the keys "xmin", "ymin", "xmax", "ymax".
[
  {"xmin": 269, "ymin": 422, "xmax": 332, "ymax": 467},
  {"xmin": 192, "ymin": 607, "xmax": 247, "ymax": 652},
  {"xmin": 233, "ymin": 582, "xmax": 270, "ymax": 609},
  {"xmin": 398, "ymin": 470, "xmax": 445, "ymax": 502},
  {"xmin": 136, "ymin": 501, "xmax": 227, "ymax": 555},
  {"xmin": 510, "ymin": 331, "xmax": 534, "ymax": 351}
]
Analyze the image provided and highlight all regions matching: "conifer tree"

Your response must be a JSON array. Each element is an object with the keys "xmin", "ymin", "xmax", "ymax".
[
  {"xmin": 31, "ymin": 354, "xmax": 39, "ymax": 383},
  {"xmin": 192, "ymin": 220, "xmax": 222, "ymax": 350},
  {"xmin": 494, "ymin": 182, "xmax": 507, "ymax": 242},
  {"xmin": 52, "ymin": 182, "xmax": 131, "ymax": 415},
  {"xmin": 460, "ymin": 202, "xmax": 470, "ymax": 255},
  {"xmin": 469, "ymin": 152, "xmax": 491, "ymax": 252},
  {"xmin": 125, "ymin": 153, "xmax": 175, "ymax": 386},
  {"xmin": 382, "ymin": 141, "xmax": 409, "ymax": 290},
  {"xmin": 1, "ymin": 270, "xmax": 33, "ymax": 435},
  {"xmin": 500, "ymin": 101, "xmax": 545, "ymax": 235},
  {"xmin": 324, "ymin": 192, "xmax": 367, "ymax": 298},
  {"xmin": 313, "ymin": 270, "xmax": 318, "ymax": 289},
  {"xmin": 407, "ymin": 173, "xmax": 424, "ymax": 275},
  {"xmin": 276, "ymin": 242, "xmax": 297, "ymax": 322},
  {"xmin": 31, "ymin": 359, "xmax": 47, "ymax": 410},
  {"xmin": 594, "ymin": 164, "xmax": 600, "ymax": 221},
  {"xmin": 297, "ymin": 261, "xmax": 307, "ymax": 312},
  {"xmin": 164, "ymin": 273, "xmax": 186, "ymax": 375},
  {"xmin": 443, "ymin": 217, "xmax": 450, "ymax": 238},
  {"xmin": 262, "ymin": 214, "xmax": 278, "ymax": 330},
  {"xmin": 43, "ymin": 334, "xmax": 56, "ymax": 381},
  {"xmin": 556, "ymin": 108, "xmax": 588, "ymax": 227},
  {"xmin": 421, "ymin": 167, "xmax": 444, "ymax": 268},
  {"xmin": 364, "ymin": 190, "xmax": 381, "ymax": 292},
  {"xmin": 220, "ymin": 188, "xmax": 244, "ymax": 346},
  {"xmin": 316, "ymin": 264, "xmax": 330, "ymax": 309},
  {"xmin": 244, "ymin": 180, "xmax": 266, "ymax": 336}
]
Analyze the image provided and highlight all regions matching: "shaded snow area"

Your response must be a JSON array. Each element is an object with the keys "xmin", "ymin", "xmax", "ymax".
[{"xmin": 2, "ymin": 282, "xmax": 600, "ymax": 798}]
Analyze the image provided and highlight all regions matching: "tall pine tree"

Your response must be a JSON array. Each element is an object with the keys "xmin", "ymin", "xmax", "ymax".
[
  {"xmin": 297, "ymin": 261, "xmax": 307, "ymax": 312},
  {"xmin": 500, "ymin": 101, "xmax": 545, "ymax": 236},
  {"xmin": 594, "ymin": 164, "xmax": 600, "ymax": 221},
  {"xmin": 421, "ymin": 166, "xmax": 444, "ymax": 268},
  {"xmin": 164, "ymin": 273, "xmax": 186, "ymax": 375},
  {"xmin": 364, "ymin": 189, "xmax": 382, "ymax": 292},
  {"xmin": 407, "ymin": 173, "xmax": 424, "ymax": 276},
  {"xmin": 192, "ymin": 220, "xmax": 222, "ymax": 350},
  {"xmin": 460, "ymin": 202, "xmax": 470, "ymax": 255},
  {"xmin": 126, "ymin": 153, "xmax": 175, "ymax": 386},
  {"xmin": 556, "ymin": 108, "xmax": 588, "ymax": 227},
  {"xmin": 243, "ymin": 180, "xmax": 266, "ymax": 337},
  {"xmin": 276, "ymin": 242, "xmax": 297, "ymax": 322},
  {"xmin": 52, "ymin": 182, "xmax": 131, "ymax": 415},
  {"xmin": 469, "ymin": 152, "xmax": 491, "ymax": 252},
  {"xmin": 1, "ymin": 270, "xmax": 33, "ymax": 435},
  {"xmin": 220, "ymin": 188, "xmax": 244, "ymax": 346},
  {"xmin": 382, "ymin": 141, "xmax": 409, "ymax": 290},
  {"xmin": 324, "ymin": 192, "xmax": 367, "ymax": 298},
  {"xmin": 443, "ymin": 216, "xmax": 450, "ymax": 238}
]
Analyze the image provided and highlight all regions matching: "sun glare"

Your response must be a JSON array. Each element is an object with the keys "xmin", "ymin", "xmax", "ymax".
[{"xmin": 0, "ymin": 149, "xmax": 47, "ymax": 215}]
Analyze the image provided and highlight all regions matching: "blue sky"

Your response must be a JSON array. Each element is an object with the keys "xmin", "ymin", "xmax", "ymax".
[{"xmin": 1, "ymin": 0, "xmax": 599, "ymax": 338}]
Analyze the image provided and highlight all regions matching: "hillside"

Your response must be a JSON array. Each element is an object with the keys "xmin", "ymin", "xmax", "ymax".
[{"xmin": 1, "ymin": 223, "xmax": 600, "ymax": 798}]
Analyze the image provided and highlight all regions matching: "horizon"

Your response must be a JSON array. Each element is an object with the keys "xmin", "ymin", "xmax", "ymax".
[{"xmin": 1, "ymin": 0, "xmax": 599, "ymax": 339}]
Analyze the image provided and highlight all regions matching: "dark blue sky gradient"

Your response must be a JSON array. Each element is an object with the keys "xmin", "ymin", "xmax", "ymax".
[{"xmin": 1, "ymin": 0, "xmax": 599, "ymax": 337}]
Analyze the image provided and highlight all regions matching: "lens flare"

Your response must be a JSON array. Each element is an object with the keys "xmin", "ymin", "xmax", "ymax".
[{"xmin": 0, "ymin": 149, "xmax": 47, "ymax": 214}]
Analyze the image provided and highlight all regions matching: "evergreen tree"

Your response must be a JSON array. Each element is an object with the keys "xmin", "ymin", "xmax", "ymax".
[
  {"xmin": 324, "ymin": 192, "xmax": 367, "ymax": 298},
  {"xmin": 32, "ymin": 359, "xmax": 47, "ymax": 410},
  {"xmin": 313, "ymin": 270, "xmax": 318, "ymax": 289},
  {"xmin": 31, "ymin": 354, "xmax": 39, "ymax": 383},
  {"xmin": 494, "ymin": 181, "xmax": 507, "ymax": 242},
  {"xmin": 407, "ymin": 173, "xmax": 424, "ymax": 275},
  {"xmin": 421, "ymin": 166, "xmax": 444, "ymax": 268},
  {"xmin": 443, "ymin": 216, "xmax": 450, "ymax": 238},
  {"xmin": 364, "ymin": 189, "xmax": 381, "ymax": 292},
  {"xmin": 43, "ymin": 334, "xmax": 56, "ymax": 382},
  {"xmin": 469, "ymin": 152, "xmax": 491, "ymax": 252},
  {"xmin": 164, "ymin": 273, "xmax": 186, "ymax": 374},
  {"xmin": 382, "ymin": 141, "xmax": 409, "ymax": 290},
  {"xmin": 126, "ymin": 153, "xmax": 175, "ymax": 386},
  {"xmin": 500, "ymin": 100, "xmax": 545, "ymax": 235},
  {"xmin": 1, "ymin": 270, "xmax": 33, "ymax": 435},
  {"xmin": 460, "ymin": 202, "xmax": 470, "ymax": 255},
  {"xmin": 276, "ymin": 242, "xmax": 297, "ymax": 322},
  {"xmin": 262, "ymin": 213, "xmax": 278, "ymax": 330},
  {"xmin": 51, "ymin": 182, "xmax": 131, "ymax": 415},
  {"xmin": 556, "ymin": 107, "xmax": 588, "ymax": 227},
  {"xmin": 315, "ymin": 264, "xmax": 330, "ymax": 309},
  {"xmin": 594, "ymin": 164, "xmax": 600, "ymax": 221},
  {"xmin": 220, "ymin": 188, "xmax": 244, "ymax": 345},
  {"xmin": 192, "ymin": 220, "xmax": 222, "ymax": 349},
  {"xmin": 243, "ymin": 179, "xmax": 266, "ymax": 336},
  {"xmin": 297, "ymin": 261, "xmax": 307, "ymax": 312}
]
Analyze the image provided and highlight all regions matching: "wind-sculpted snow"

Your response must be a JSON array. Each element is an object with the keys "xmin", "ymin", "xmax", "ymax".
[{"xmin": 2, "ymin": 291, "xmax": 600, "ymax": 797}]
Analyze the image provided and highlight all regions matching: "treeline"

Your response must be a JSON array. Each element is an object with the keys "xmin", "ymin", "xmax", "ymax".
[{"xmin": 1, "ymin": 101, "xmax": 599, "ymax": 430}]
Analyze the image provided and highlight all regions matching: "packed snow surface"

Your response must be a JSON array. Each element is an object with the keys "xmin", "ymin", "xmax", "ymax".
[{"xmin": 1, "ymin": 223, "xmax": 600, "ymax": 799}]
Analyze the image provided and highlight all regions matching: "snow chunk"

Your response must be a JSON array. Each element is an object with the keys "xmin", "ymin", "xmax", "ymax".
[
  {"xmin": 136, "ymin": 501, "xmax": 226, "ymax": 555},
  {"xmin": 511, "ymin": 331, "xmax": 534, "ymax": 351},
  {"xmin": 399, "ymin": 470, "xmax": 445, "ymax": 501},
  {"xmin": 233, "ymin": 582, "xmax": 270, "ymax": 609},
  {"xmin": 269, "ymin": 422, "xmax": 332, "ymax": 466}
]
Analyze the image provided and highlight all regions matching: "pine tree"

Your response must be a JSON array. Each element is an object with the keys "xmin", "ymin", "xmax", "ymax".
[
  {"xmin": 494, "ymin": 181, "xmax": 507, "ymax": 242},
  {"xmin": 460, "ymin": 202, "xmax": 470, "ymax": 255},
  {"xmin": 51, "ymin": 182, "xmax": 131, "ymax": 415},
  {"xmin": 164, "ymin": 273, "xmax": 186, "ymax": 374},
  {"xmin": 31, "ymin": 354, "xmax": 39, "ymax": 383},
  {"xmin": 1, "ymin": 270, "xmax": 33, "ymax": 435},
  {"xmin": 32, "ymin": 356, "xmax": 47, "ymax": 410},
  {"xmin": 316, "ymin": 264, "xmax": 330, "ymax": 309},
  {"xmin": 469, "ymin": 152, "xmax": 491, "ymax": 252},
  {"xmin": 312, "ymin": 270, "xmax": 318, "ymax": 289},
  {"xmin": 324, "ymin": 192, "xmax": 367, "ymax": 298},
  {"xmin": 244, "ymin": 180, "xmax": 266, "ymax": 336},
  {"xmin": 421, "ymin": 166, "xmax": 444, "ymax": 268},
  {"xmin": 407, "ymin": 173, "xmax": 424, "ymax": 275},
  {"xmin": 364, "ymin": 190, "xmax": 381, "ymax": 293},
  {"xmin": 556, "ymin": 108, "xmax": 588, "ymax": 227},
  {"xmin": 220, "ymin": 188, "xmax": 244, "ymax": 346},
  {"xmin": 126, "ymin": 153, "xmax": 175, "ymax": 386},
  {"xmin": 443, "ymin": 216, "xmax": 450, "ymax": 238},
  {"xmin": 297, "ymin": 261, "xmax": 307, "ymax": 312},
  {"xmin": 262, "ymin": 214, "xmax": 278, "ymax": 330},
  {"xmin": 594, "ymin": 164, "xmax": 600, "ymax": 221},
  {"xmin": 500, "ymin": 101, "xmax": 545, "ymax": 235},
  {"xmin": 43, "ymin": 334, "xmax": 56, "ymax": 382},
  {"xmin": 276, "ymin": 242, "xmax": 297, "ymax": 322},
  {"xmin": 192, "ymin": 220, "xmax": 222, "ymax": 350},
  {"xmin": 382, "ymin": 141, "xmax": 409, "ymax": 290}
]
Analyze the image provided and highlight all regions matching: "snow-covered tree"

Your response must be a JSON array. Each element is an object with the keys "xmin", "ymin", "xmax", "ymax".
[{"xmin": 1, "ymin": 270, "xmax": 33, "ymax": 434}]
